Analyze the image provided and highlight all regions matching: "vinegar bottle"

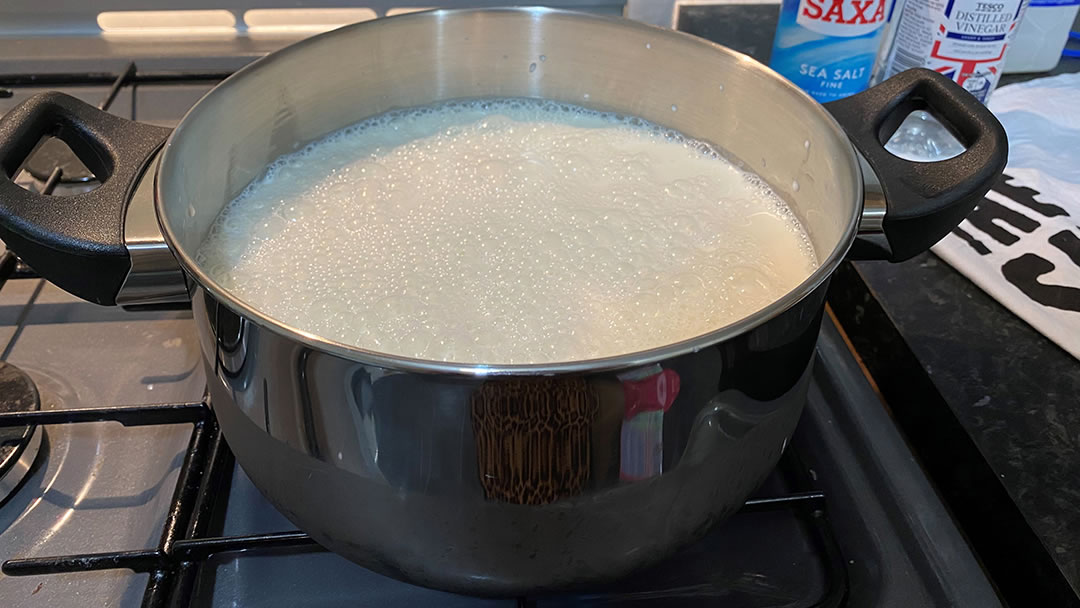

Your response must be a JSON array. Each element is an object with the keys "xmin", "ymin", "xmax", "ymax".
[{"xmin": 881, "ymin": 0, "xmax": 1029, "ymax": 103}]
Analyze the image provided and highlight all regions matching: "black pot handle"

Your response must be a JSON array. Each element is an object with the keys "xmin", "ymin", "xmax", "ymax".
[
  {"xmin": 0, "ymin": 92, "xmax": 172, "ymax": 305},
  {"xmin": 824, "ymin": 68, "xmax": 1008, "ymax": 262}
]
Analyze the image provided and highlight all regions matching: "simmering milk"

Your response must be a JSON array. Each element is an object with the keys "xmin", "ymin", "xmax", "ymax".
[{"xmin": 196, "ymin": 99, "xmax": 818, "ymax": 364}]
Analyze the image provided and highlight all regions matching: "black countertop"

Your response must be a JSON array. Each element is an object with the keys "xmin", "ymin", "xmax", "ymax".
[
  {"xmin": 830, "ymin": 59, "xmax": 1080, "ymax": 608},
  {"xmin": 678, "ymin": 7, "xmax": 1080, "ymax": 608}
]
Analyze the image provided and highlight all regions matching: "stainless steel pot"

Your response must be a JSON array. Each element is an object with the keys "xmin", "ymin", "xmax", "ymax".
[{"xmin": 0, "ymin": 8, "xmax": 1005, "ymax": 595}]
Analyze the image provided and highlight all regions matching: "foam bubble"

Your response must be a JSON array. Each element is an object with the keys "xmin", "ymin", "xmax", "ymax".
[{"xmin": 196, "ymin": 98, "xmax": 818, "ymax": 364}]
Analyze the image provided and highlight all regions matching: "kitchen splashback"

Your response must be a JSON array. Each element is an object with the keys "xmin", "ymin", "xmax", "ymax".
[
  {"xmin": 0, "ymin": 1, "xmax": 626, "ymax": 74},
  {"xmin": 0, "ymin": 0, "xmax": 626, "ymax": 37}
]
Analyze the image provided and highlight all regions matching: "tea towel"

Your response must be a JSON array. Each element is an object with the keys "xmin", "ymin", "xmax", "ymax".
[{"xmin": 931, "ymin": 73, "xmax": 1080, "ymax": 360}]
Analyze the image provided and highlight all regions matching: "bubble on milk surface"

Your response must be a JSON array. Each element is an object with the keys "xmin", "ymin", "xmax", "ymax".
[{"xmin": 197, "ymin": 98, "xmax": 818, "ymax": 364}]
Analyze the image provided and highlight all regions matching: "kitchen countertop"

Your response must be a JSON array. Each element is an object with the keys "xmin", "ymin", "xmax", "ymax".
[
  {"xmin": 830, "ymin": 250, "xmax": 1080, "ymax": 607},
  {"xmin": 679, "ymin": 6, "xmax": 1080, "ymax": 608},
  {"xmin": 829, "ymin": 42, "xmax": 1080, "ymax": 608}
]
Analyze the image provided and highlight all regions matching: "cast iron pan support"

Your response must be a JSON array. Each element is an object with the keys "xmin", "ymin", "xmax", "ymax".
[
  {"xmin": 825, "ymin": 68, "xmax": 1008, "ymax": 262},
  {"xmin": 0, "ymin": 92, "xmax": 171, "ymax": 305}
]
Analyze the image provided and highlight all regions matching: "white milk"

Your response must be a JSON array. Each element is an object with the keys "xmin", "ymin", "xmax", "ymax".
[{"xmin": 197, "ymin": 99, "xmax": 818, "ymax": 364}]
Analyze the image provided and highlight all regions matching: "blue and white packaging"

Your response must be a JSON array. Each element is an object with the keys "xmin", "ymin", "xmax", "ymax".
[{"xmin": 769, "ymin": 0, "xmax": 896, "ymax": 102}]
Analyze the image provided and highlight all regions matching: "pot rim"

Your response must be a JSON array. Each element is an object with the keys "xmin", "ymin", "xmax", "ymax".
[{"xmin": 155, "ymin": 6, "xmax": 862, "ymax": 376}]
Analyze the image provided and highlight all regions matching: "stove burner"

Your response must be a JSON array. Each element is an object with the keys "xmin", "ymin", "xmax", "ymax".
[
  {"xmin": 0, "ymin": 362, "xmax": 42, "ymax": 504},
  {"xmin": 24, "ymin": 138, "xmax": 95, "ymax": 183}
]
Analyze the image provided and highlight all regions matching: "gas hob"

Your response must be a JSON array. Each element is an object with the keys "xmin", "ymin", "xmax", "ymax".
[{"xmin": 0, "ymin": 14, "xmax": 999, "ymax": 606}]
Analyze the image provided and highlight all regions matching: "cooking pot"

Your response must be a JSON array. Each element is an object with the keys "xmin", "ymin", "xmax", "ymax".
[{"xmin": 0, "ymin": 8, "xmax": 1005, "ymax": 595}]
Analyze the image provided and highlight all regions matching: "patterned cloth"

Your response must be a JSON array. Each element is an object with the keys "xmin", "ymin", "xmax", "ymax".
[{"xmin": 932, "ymin": 73, "xmax": 1080, "ymax": 360}]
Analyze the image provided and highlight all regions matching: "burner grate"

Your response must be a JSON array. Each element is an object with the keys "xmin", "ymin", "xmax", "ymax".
[
  {"xmin": 0, "ymin": 361, "xmax": 42, "ymax": 505},
  {"xmin": 0, "ymin": 396, "xmax": 848, "ymax": 608},
  {"xmin": 0, "ymin": 64, "xmax": 850, "ymax": 608}
]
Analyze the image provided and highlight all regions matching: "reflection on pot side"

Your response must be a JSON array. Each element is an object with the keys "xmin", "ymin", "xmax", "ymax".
[{"xmin": 197, "ymin": 276, "xmax": 826, "ymax": 593}]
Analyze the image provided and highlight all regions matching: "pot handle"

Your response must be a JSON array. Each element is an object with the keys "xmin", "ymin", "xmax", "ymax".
[
  {"xmin": 823, "ymin": 68, "xmax": 1008, "ymax": 262},
  {"xmin": 0, "ymin": 92, "xmax": 172, "ymax": 305}
]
